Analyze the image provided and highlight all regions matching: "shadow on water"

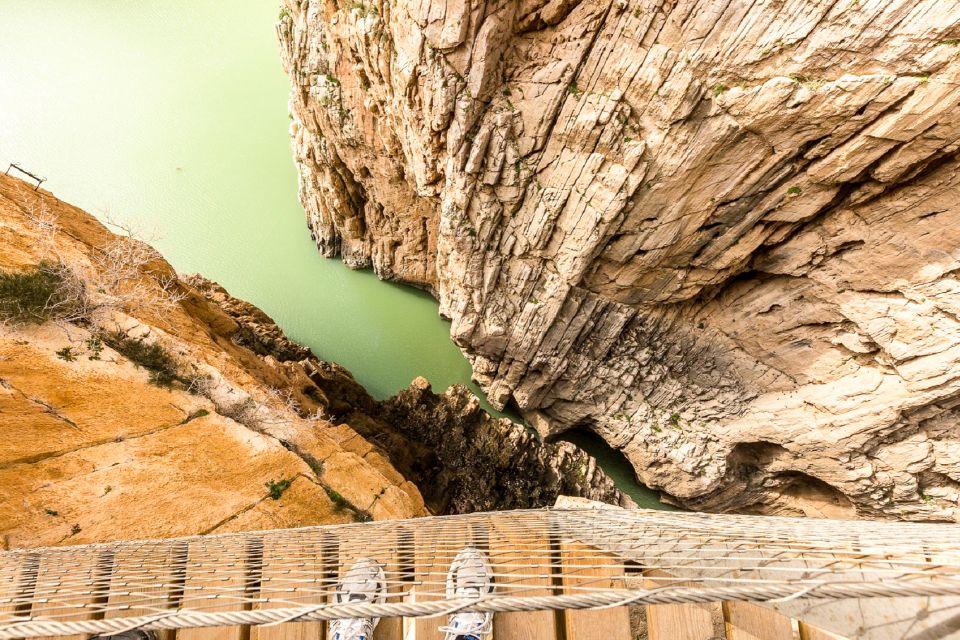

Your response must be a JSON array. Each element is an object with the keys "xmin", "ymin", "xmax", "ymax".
[{"xmin": 553, "ymin": 430, "xmax": 674, "ymax": 510}]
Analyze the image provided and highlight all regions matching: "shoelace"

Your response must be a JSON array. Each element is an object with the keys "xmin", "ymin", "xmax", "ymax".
[
  {"xmin": 437, "ymin": 611, "xmax": 492, "ymax": 638},
  {"xmin": 438, "ymin": 589, "xmax": 492, "ymax": 639},
  {"xmin": 329, "ymin": 616, "xmax": 375, "ymax": 640}
]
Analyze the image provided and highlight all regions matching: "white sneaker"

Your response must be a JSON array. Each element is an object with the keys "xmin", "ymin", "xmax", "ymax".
[
  {"xmin": 439, "ymin": 547, "xmax": 494, "ymax": 640},
  {"xmin": 328, "ymin": 558, "xmax": 386, "ymax": 640}
]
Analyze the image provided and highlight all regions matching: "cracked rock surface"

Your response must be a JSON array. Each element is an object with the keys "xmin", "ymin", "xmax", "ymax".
[{"xmin": 279, "ymin": 0, "xmax": 960, "ymax": 519}]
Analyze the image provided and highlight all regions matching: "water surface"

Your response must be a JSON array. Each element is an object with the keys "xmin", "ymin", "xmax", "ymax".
[
  {"xmin": 0, "ymin": 1, "xmax": 483, "ymax": 402},
  {"xmin": 0, "ymin": 0, "xmax": 664, "ymax": 507}
]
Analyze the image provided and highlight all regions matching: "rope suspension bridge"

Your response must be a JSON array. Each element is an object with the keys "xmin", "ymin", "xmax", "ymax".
[{"xmin": 2, "ymin": 506, "xmax": 960, "ymax": 639}]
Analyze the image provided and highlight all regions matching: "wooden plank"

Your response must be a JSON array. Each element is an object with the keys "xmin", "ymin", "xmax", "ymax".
[
  {"xmin": 177, "ymin": 536, "xmax": 253, "ymax": 640},
  {"xmin": 723, "ymin": 601, "xmax": 795, "ymax": 640},
  {"xmin": 106, "ymin": 542, "xmax": 183, "ymax": 640},
  {"xmin": 0, "ymin": 552, "xmax": 38, "ymax": 620},
  {"xmin": 644, "ymin": 570, "xmax": 715, "ymax": 640},
  {"xmin": 31, "ymin": 550, "xmax": 112, "ymax": 640},
  {"xmin": 489, "ymin": 518, "xmax": 556, "ymax": 640},
  {"xmin": 404, "ymin": 520, "xmax": 476, "ymax": 640},
  {"xmin": 798, "ymin": 621, "xmax": 846, "ymax": 640},
  {"xmin": 560, "ymin": 541, "xmax": 631, "ymax": 640},
  {"xmin": 251, "ymin": 533, "xmax": 327, "ymax": 640}
]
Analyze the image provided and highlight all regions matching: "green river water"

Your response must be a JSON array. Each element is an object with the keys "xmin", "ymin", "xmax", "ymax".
[{"xmin": 0, "ymin": 1, "xmax": 663, "ymax": 508}]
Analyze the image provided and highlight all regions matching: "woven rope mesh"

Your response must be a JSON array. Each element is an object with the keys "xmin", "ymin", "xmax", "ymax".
[{"xmin": 2, "ymin": 508, "xmax": 960, "ymax": 638}]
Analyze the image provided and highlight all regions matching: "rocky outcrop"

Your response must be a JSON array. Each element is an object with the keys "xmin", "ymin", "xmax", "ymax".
[
  {"xmin": 0, "ymin": 174, "xmax": 427, "ymax": 548},
  {"xmin": 376, "ymin": 378, "xmax": 628, "ymax": 512},
  {"xmin": 278, "ymin": 0, "xmax": 960, "ymax": 519},
  {"xmin": 0, "ymin": 174, "xmax": 623, "ymax": 552},
  {"xmin": 188, "ymin": 275, "xmax": 628, "ymax": 513}
]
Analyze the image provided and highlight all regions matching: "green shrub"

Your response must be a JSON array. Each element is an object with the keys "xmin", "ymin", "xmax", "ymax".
[
  {"xmin": 55, "ymin": 347, "xmax": 76, "ymax": 362},
  {"xmin": 0, "ymin": 262, "xmax": 86, "ymax": 324},
  {"xmin": 322, "ymin": 484, "xmax": 373, "ymax": 521},
  {"xmin": 86, "ymin": 336, "xmax": 104, "ymax": 360},
  {"xmin": 787, "ymin": 185, "xmax": 802, "ymax": 195},
  {"xmin": 323, "ymin": 485, "xmax": 350, "ymax": 509},
  {"xmin": 103, "ymin": 332, "xmax": 182, "ymax": 386},
  {"xmin": 348, "ymin": 1, "xmax": 378, "ymax": 17},
  {"xmin": 354, "ymin": 509, "xmax": 373, "ymax": 523},
  {"xmin": 712, "ymin": 83, "xmax": 729, "ymax": 97},
  {"xmin": 181, "ymin": 408, "xmax": 210, "ymax": 424},
  {"xmin": 266, "ymin": 478, "xmax": 292, "ymax": 500},
  {"xmin": 789, "ymin": 75, "xmax": 825, "ymax": 90}
]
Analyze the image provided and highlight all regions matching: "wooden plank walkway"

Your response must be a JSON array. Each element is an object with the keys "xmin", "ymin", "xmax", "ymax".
[
  {"xmin": 251, "ymin": 534, "xmax": 326, "ymax": 640},
  {"xmin": 489, "ymin": 522, "xmax": 557, "ymax": 640},
  {"xmin": 106, "ymin": 542, "xmax": 184, "ymax": 640},
  {"xmin": 404, "ymin": 518, "xmax": 475, "ymax": 640},
  {"xmin": 0, "ymin": 536, "xmax": 853, "ymax": 640},
  {"xmin": 644, "ymin": 569, "xmax": 717, "ymax": 640},
  {"xmin": 178, "ymin": 537, "xmax": 252, "ymax": 640},
  {"xmin": 561, "ymin": 541, "xmax": 631, "ymax": 640},
  {"xmin": 31, "ymin": 550, "xmax": 112, "ymax": 640}
]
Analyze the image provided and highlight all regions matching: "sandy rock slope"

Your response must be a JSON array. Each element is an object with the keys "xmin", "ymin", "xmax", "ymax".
[{"xmin": 0, "ymin": 174, "xmax": 426, "ymax": 548}]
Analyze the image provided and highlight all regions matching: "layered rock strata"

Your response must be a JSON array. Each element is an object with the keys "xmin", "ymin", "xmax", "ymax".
[{"xmin": 278, "ymin": 0, "xmax": 960, "ymax": 519}]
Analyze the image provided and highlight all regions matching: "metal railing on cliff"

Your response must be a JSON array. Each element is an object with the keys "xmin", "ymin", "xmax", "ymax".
[{"xmin": 4, "ymin": 164, "xmax": 45, "ymax": 191}]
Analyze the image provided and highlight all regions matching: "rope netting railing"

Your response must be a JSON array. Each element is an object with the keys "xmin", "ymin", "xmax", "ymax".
[{"xmin": 1, "ymin": 507, "xmax": 959, "ymax": 638}]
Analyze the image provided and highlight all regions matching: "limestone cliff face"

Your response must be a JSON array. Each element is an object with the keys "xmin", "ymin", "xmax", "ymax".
[{"xmin": 278, "ymin": 0, "xmax": 960, "ymax": 519}]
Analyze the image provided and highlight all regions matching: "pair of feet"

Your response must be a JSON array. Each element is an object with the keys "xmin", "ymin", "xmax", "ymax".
[{"xmin": 329, "ymin": 547, "xmax": 494, "ymax": 640}]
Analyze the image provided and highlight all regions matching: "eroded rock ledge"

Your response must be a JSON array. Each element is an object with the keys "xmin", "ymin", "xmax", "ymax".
[{"xmin": 278, "ymin": 0, "xmax": 960, "ymax": 519}]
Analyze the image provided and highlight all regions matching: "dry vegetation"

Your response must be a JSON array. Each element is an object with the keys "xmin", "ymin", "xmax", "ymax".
[
  {"xmin": 1, "ymin": 192, "xmax": 194, "ymax": 389},
  {"xmin": 1, "ymin": 192, "xmax": 186, "ymax": 328}
]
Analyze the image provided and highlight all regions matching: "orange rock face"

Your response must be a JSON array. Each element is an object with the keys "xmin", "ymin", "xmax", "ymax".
[{"xmin": 0, "ymin": 174, "xmax": 427, "ymax": 549}]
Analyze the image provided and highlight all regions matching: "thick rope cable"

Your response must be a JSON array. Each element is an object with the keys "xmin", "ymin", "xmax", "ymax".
[{"xmin": 4, "ymin": 581, "xmax": 960, "ymax": 639}]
